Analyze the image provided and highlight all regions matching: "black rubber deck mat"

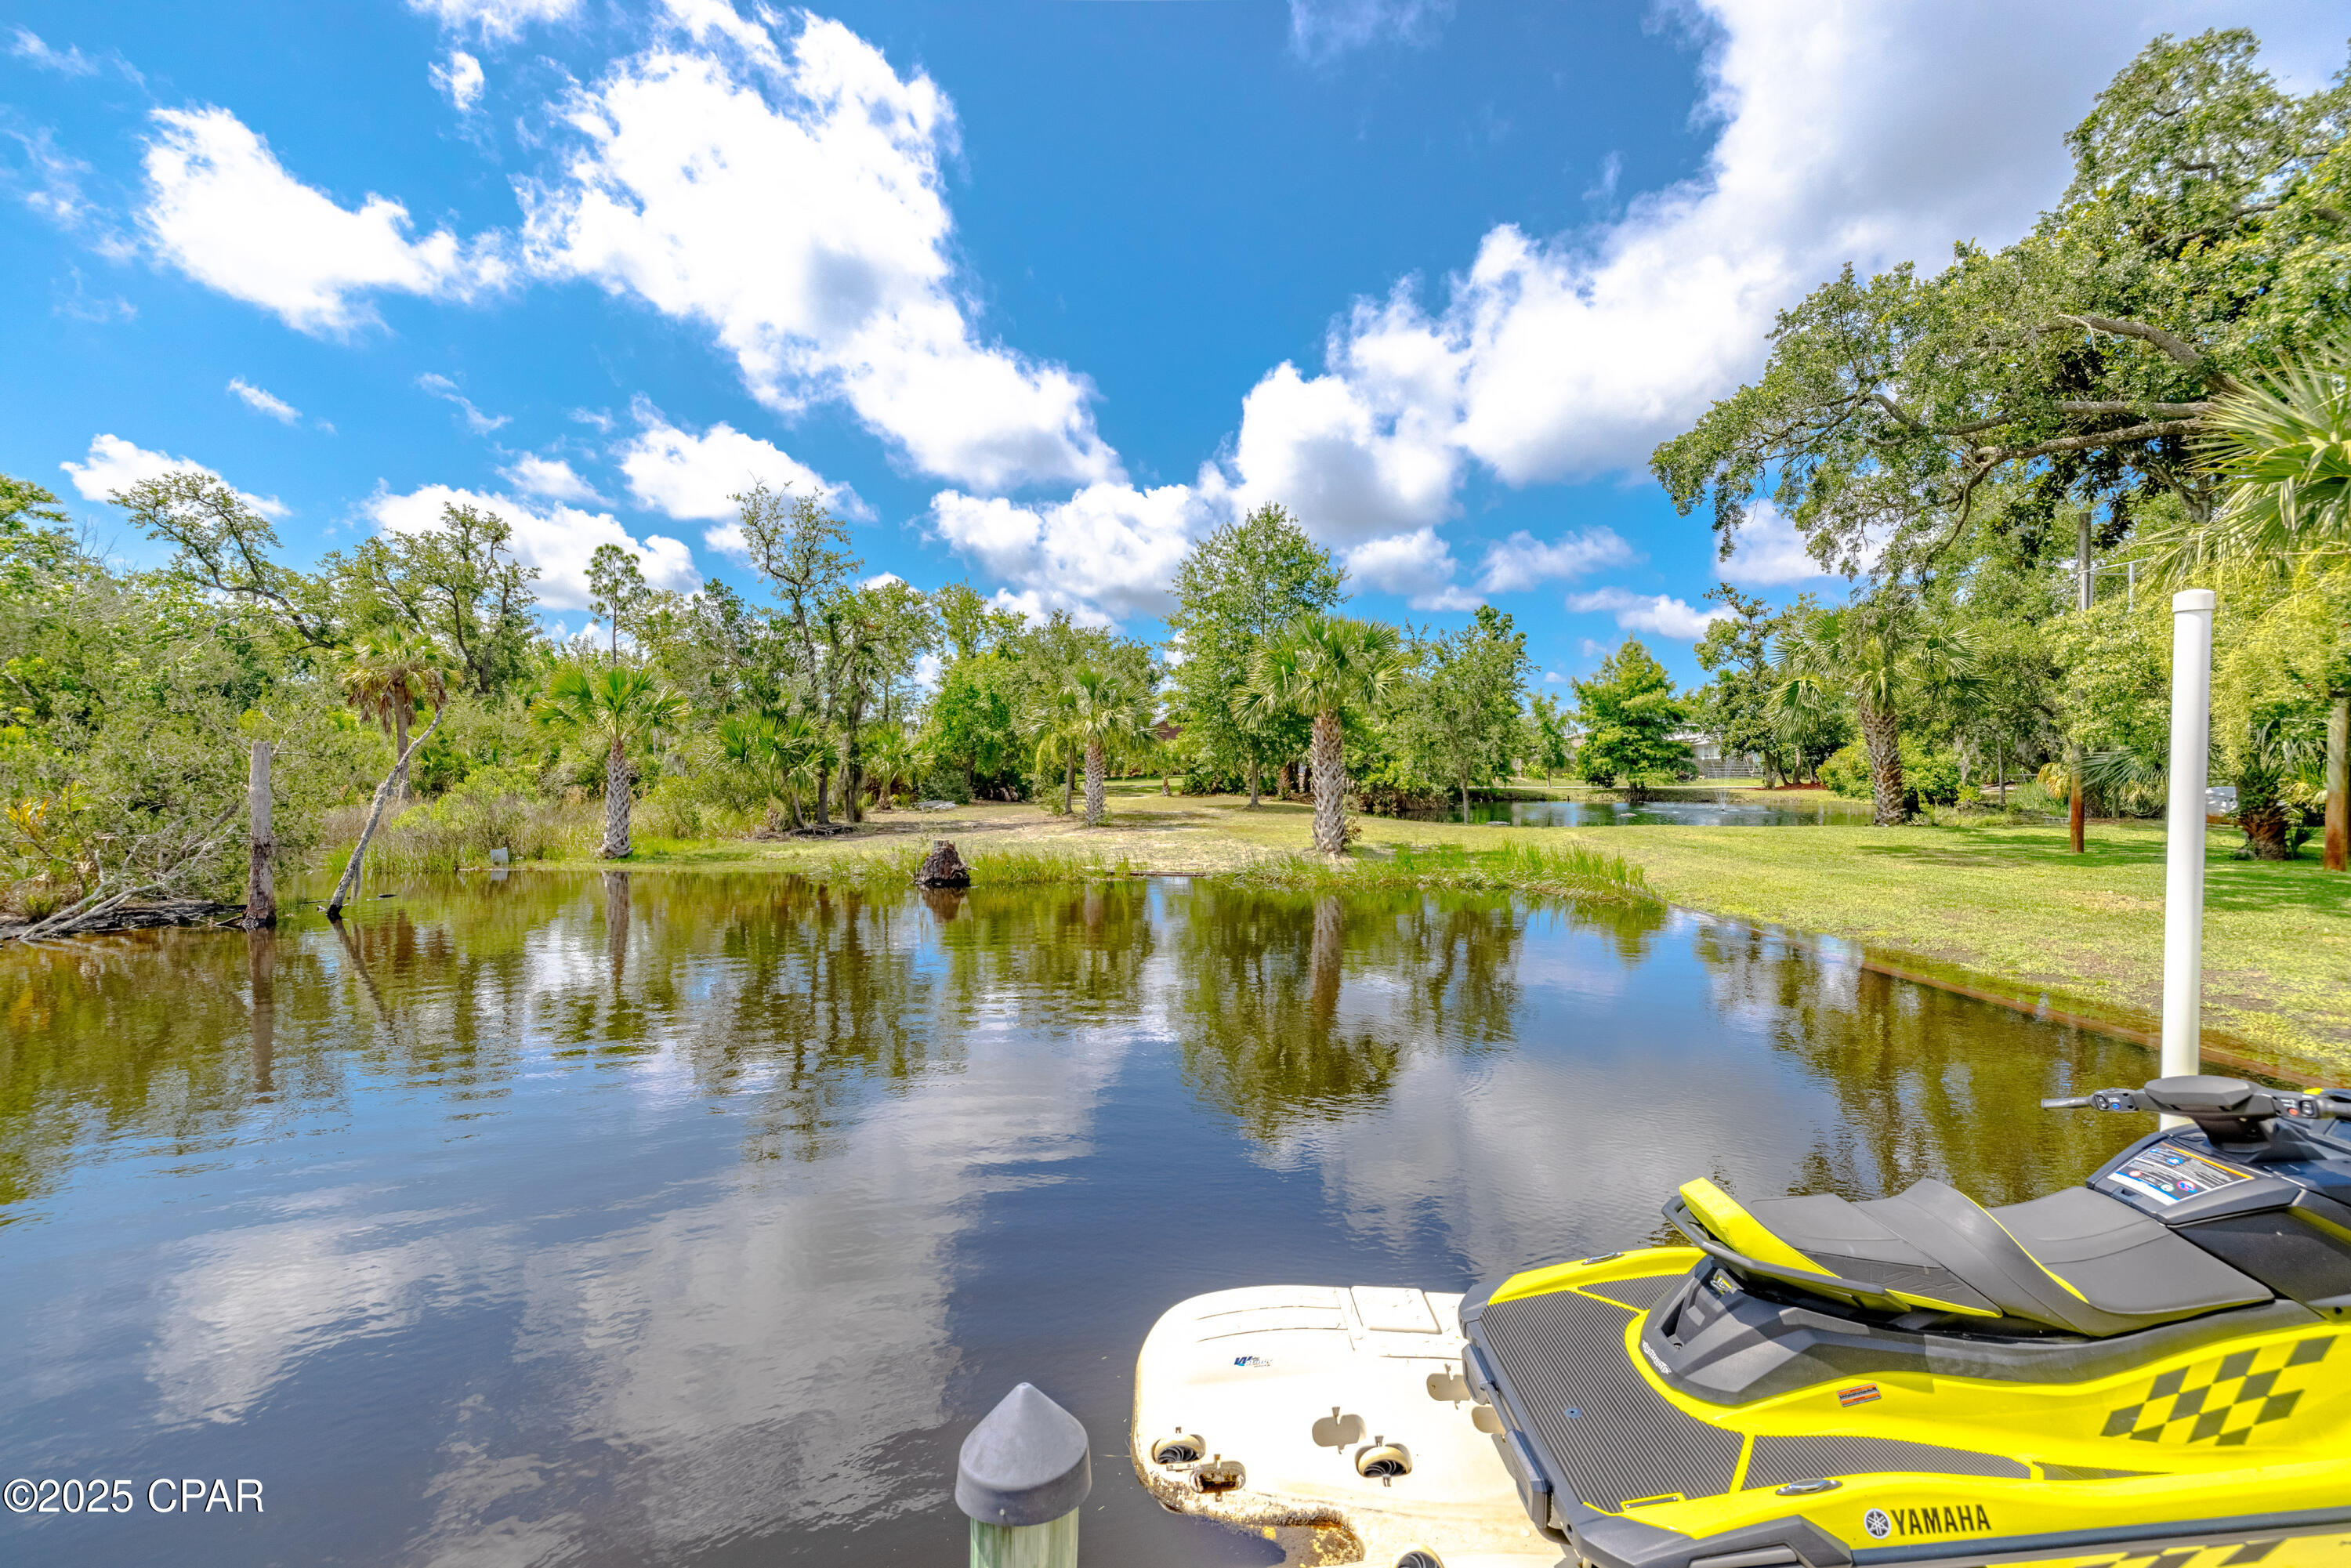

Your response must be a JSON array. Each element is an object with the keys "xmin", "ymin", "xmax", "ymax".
[
  {"xmin": 1480, "ymin": 1287, "xmax": 1742, "ymax": 1508},
  {"xmin": 1744, "ymin": 1434, "xmax": 2029, "ymax": 1487}
]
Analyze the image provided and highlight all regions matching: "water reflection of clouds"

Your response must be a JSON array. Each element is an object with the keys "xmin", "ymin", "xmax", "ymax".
[
  {"xmin": 107, "ymin": 887, "xmax": 1146, "ymax": 1562},
  {"xmin": 413, "ymin": 1024, "xmax": 1132, "ymax": 1558},
  {"xmin": 1247, "ymin": 918, "xmax": 1849, "ymax": 1282},
  {"xmin": 149, "ymin": 1202, "xmax": 511, "ymax": 1426}
]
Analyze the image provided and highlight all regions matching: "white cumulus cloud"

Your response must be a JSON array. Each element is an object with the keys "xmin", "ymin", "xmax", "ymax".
[
  {"xmin": 60, "ymin": 433, "xmax": 288, "ymax": 518},
  {"xmin": 364, "ymin": 483, "xmax": 695, "ymax": 610},
  {"xmin": 614, "ymin": 409, "xmax": 860, "ymax": 558},
  {"xmin": 1229, "ymin": 295, "xmax": 1464, "ymax": 542},
  {"xmin": 226, "ymin": 377, "xmax": 301, "ymax": 424},
  {"xmin": 928, "ymin": 480, "xmax": 1219, "ymax": 625},
  {"xmin": 1475, "ymin": 527, "xmax": 1637, "ymax": 593},
  {"xmin": 1718, "ymin": 499, "xmax": 1831, "ymax": 585},
  {"xmin": 1342, "ymin": 527, "xmax": 1480, "ymax": 612},
  {"xmin": 498, "ymin": 453, "xmax": 603, "ymax": 504},
  {"xmin": 1566, "ymin": 587, "xmax": 1729, "ymax": 640},
  {"xmin": 430, "ymin": 49, "xmax": 486, "ymax": 112},
  {"xmin": 521, "ymin": 14, "xmax": 1120, "ymax": 494},
  {"xmin": 140, "ymin": 106, "xmax": 509, "ymax": 335}
]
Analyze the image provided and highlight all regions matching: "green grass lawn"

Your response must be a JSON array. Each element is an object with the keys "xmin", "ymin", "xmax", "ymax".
[{"xmin": 1552, "ymin": 820, "xmax": 2351, "ymax": 1077}]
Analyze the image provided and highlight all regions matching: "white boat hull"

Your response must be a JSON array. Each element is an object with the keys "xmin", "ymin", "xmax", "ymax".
[{"xmin": 1131, "ymin": 1284, "xmax": 1562, "ymax": 1567}]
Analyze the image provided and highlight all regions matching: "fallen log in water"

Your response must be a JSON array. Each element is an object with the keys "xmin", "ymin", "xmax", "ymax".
[{"xmin": 0, "ymin": 897, "xmax": 241, "ymax": 939}]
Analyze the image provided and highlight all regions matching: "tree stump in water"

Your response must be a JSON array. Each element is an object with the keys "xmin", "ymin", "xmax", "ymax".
[{"xmin": 915, "ymin": 839, "xmax": 972, "ymax": 888}]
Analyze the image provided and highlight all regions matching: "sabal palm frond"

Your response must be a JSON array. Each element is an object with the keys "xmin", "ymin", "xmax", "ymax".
[
  {"xmin": 340, "ymin": 632, "xmax": 452, "ymax": 738},
  {"xmin": 2143, "ymin": 339, "xmax": 2351, "ymax": 582},
  {"xmin": 2139, "ymin": 339, "xmax": 2351, "ymax": 871},
  {"xmin": 1241, "ymin": 615, "xmax": 1403, "ymax": 724}
]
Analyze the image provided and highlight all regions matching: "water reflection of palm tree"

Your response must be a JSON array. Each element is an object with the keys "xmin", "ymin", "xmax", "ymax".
[
  {"xmin": 1309, "ymin": 895, "xmax": 1342, "ymax": 1029},
  {"xmin": 1171, "ymin": 885, "xmax": 1535, "ymax": 1138},
  {"xmin": 933, "ymin": 883, "xmax": 1156, "ymax": 1022},
  {"xmin": 604, "ymin": 871, "xmax": 629, "ymax": 987},
  {"xmin": 658, "ymin": 879, "xmax": 933, "ymax": 1158}
]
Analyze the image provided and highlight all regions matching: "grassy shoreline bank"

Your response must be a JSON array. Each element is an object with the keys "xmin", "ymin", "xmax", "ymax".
[{"xmin": 338, "ymin": 780, "xmax": 2350, "ymax": 1078}]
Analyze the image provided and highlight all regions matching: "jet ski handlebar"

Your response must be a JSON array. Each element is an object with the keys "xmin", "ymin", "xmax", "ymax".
[{"xmin": 2041, "ymin": 1075, "xmax": 2351, "ymax": 1146}]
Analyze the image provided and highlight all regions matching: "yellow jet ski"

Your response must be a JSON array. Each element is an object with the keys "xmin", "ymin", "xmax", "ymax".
[{"xmin": 1460, "ymin": 1075, "xmax": 2351, "ymax": 1567}]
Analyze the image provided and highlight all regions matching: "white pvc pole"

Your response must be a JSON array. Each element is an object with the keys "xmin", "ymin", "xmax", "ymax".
[{"xmin": 2161, "ymin": 589, "xmax": 2215, "ymax": 1096}]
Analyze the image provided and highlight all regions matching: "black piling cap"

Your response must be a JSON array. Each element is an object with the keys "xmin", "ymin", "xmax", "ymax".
[{"xmin": 955, "ymin": 1382, "xmax": 1091, "ymax": 1526}]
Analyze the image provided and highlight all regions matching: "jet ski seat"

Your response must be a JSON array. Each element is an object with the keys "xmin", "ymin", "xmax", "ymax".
[{"xmin": 1670, "ymin": 1176, "xmax": 2270, "ymax": 1336}]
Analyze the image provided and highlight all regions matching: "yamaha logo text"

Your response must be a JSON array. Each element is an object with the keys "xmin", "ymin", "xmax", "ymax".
[{"xmin": 1863, "ymin": 1502, "xmax": 1991, "ymax": 1540}]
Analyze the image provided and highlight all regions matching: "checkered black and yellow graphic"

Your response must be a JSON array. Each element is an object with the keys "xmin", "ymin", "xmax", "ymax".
[{"xmin": 2100, "ymin": 1334, "xmax": 2337, "ymax": 1446}]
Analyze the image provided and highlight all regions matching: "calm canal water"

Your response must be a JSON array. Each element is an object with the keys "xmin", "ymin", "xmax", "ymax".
[
  {"xmin": 1, "ymin": 872, "xmax": 2156, "ymax": 1566},
  {"xmin": 1426, "ymin": 789, "xmax": 1876, "ymax": 827}
]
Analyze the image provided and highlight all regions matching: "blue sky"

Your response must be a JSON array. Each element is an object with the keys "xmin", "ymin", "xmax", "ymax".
[{"xmin": 3, "ymin": 1, "xmax": 2341, "ymax": 685}]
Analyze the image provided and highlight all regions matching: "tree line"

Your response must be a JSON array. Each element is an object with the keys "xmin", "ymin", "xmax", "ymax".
[
  {"xmin": 1661, "ymin": 27, "xmax": 2351, "ymax": 863},
  {"xmin": 3, "ymin": 27, "xmax": 2346, "ymax": 922}
]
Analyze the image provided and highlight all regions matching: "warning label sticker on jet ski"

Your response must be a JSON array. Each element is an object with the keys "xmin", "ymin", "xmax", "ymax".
[{"xmin": 2103, "ymin": 1146, "xmax": 2253, "ymax": 1207}]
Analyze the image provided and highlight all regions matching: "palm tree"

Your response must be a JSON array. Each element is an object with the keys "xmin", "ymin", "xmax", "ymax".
[
  {"xmin": 1065, "ymin": 666, "xmax": 1150, "ymax": 826},
  {"xmin": 719, "ymin": 712, "xmax": 821, "ymax": 832},
  {"xmin": 2144, "ymin": 339, "xmax": 2351, "ymax": 870},
  {"xmin": 1772, "ymin": 596, "xmax": 1973, "ymax": 827},
  {"xmin": 1027, "ymin": 680, "xmax": 1082, "ymax": 815},
  {"xmin": 1223, "ymin": 683, "xmax": 1288, "ymax": 807},
  {"xmin": 861, "ymin": 722, "xmax": 918, "ymax": 811},
  {"xmin": 1243, "ymin": 614, "xmax": 1403, "ymax": 854},
  {"xmin": 534, "ymin": 664, "xmax": 687, "ymax": 859},
  {"xmin": 340, "ymin": 633, "xmax": 451, "ymax": 800}
]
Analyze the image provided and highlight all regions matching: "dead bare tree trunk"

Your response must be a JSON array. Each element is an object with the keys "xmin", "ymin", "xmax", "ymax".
[
  {"xmin": 392, "ymin": 704, "xmax": 412, "ymax": 802},
  {"xmin": 244, "ymin": 741, "xmax": 276, "ymax": 930},
  {"xmin": 326, "ymin": 702, "xmax": 450, "ymax": 920}
]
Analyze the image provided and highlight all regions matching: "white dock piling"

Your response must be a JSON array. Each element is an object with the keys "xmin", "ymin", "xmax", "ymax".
[{"xmin": 2161, "ymin": 589, "xmax": 2215, "ymax": 1107}]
